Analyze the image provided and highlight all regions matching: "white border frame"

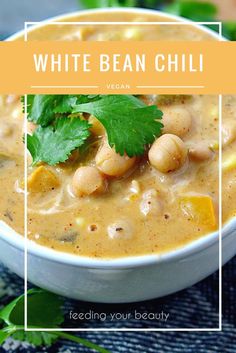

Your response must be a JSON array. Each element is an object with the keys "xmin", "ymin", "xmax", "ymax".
[{"xmin": 24, "ymin": 18, "xmax": 222, "ymax": 332}]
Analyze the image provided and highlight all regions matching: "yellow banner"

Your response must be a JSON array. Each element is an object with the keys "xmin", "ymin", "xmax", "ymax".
[{"xmin": 0, "ymin": 41, "xmax": 235, "ymax": 94}]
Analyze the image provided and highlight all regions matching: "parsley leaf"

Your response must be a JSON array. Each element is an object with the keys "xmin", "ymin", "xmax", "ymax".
[
  {"xmin": 27, "ymin": 117, "xmax": 91, "ymax": 165},
  {"xmin": 73, "ymin": 95, "xmax": 163, "ymax": 157}
]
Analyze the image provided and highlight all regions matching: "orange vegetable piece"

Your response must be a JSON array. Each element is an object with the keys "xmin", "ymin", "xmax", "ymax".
[
  {"xmin": 28, "ymin": 165, "xmax": 60, "ymax": 193},
  {"xmin": 179, "ymin": 195, "xmax": 216, "ymax": 228}
]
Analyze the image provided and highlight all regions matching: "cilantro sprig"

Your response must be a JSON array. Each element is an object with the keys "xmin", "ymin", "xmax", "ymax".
[
  {"xmin": 27, "ymin": 117, "xmax": 91, "ymax": 165},
  {"xmin": 24, "ymin": 94, "xmax": 163, "ymax": 165},
  {"xmin": 73, "ymin": 95, "xmax": 163, "ymax": 157},
  {"xmin": 0, "ymin": 288, "xmax": 110, "ymax": 352}
]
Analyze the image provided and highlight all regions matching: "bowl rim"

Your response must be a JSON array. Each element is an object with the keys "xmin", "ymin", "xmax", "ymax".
[
  {"xmin": 0, "ymin": 218, "xmax": 235, "ymax": 269},
  {"xmin": 1, "ymin": 7, "xmax": 233, "ymax": 269},
  {"xmin": 6, "ymin": 7, "xmax": 223, "ymax": 41}
]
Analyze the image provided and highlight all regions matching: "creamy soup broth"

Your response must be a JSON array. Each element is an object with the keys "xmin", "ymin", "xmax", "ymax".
[{"xmin": 0, "ymin": 12, "xmax": 235, "ymax": 258}]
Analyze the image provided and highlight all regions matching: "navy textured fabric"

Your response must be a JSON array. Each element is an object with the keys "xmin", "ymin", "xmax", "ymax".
[{"xmin": 0, "ymin": 256, "xmax": 235, "ymax": 352}]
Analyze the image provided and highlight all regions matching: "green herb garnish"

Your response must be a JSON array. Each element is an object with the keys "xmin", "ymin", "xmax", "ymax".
[
  {"xmin": 24, "ymin": 94, "xmax": 163, "ymax": 165},
  {"xmin": 80, "ymin": 0, "xmax": 136, "ymax": 8},
  {"xmin": 164, "ymin": 0, "xmax": 218, "ymax": 21},
  {"xmin": 73, "ymin": 95, "xmax": 163, "ymax": 157},
  {"xmin": 0, "ymin": 288, "xmax": 110, "ymax": 352},
  {"xmin": 27, "ymin": 117, "xmax": 91, "ymax": 165}
]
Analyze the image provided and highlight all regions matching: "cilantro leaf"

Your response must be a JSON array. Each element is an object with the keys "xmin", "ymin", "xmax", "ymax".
[
  {"xmin": 27, "ymin": 117, "xmax": 91, "ymax": 165},
  {"xmin": 12, "ymin": 330, "xmax": 58, "ymax": 346},
  {"xmin": 0, "ymin": 288, "xmax": 64, "ymax": 328},
  {"xmin": 26, "ymin": 95, "xmax": 101, "ymax": 124},
  {"xmin": 80, "ymin": 0, "xmax": 136, "ymax": 8},
  {"xmin": 0, "ymin": 289, "xmax": 63, "ymax": 347},
  {"xmin": 53, "ymin": 95, "xmax": 100, "ymax": 114},
  {"xmin": 24, "ymin": 94, "xmax": 163, "ymax": 164},
  {"xmin": 73, "ymin": 94, "xmax": 163, "ymax": 157},
  {"xmin": 223, "ymin": 22, "xmax": 236, "ymax": 41},
  {"xmin": 164, "ymin": 1, "xmax": 217, "ymax": 21},
  {"xmin": 26, "ymin": 95, "xmax": 63, "ymax": 127},
  {"xmin": 0, "ymin": 330, "xmax": 11, "ymax": 345},
  {"xmin": 8, "ymin": 289, "xmax": 64, "ymax": 328},
  {"xmin": 0, "ymin": 288, "xmax": 110, "ymax": 352},
  {"xmin": 53, "ymin": 95, "xmax": 78, "ymax": 114}
]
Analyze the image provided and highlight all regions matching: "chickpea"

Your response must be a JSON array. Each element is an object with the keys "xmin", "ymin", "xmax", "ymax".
[
  {"xmin": 162, "ymin": 106, "xmax": 192, "ymax": 137},
  {"xmin": 72, "ymin": 166, "xmax": 105, "ymax": 197},
  {"xmin": 148, "ymin": 134, "xmax": 187, "ymax": 173},
  {"xmin": 107, "ymin": 220, "xmax": 133, "ymax": 239},
  {"xmin": 96, "ymin": 140, "xmax": 136, "ymax": 177},
  {"xmin": 222, "ymin": 120, "xmax": 236, "ymax": 147},
  {"xmin": 189, "ymin": 143, "xmax": 213, "ymax": 162}
]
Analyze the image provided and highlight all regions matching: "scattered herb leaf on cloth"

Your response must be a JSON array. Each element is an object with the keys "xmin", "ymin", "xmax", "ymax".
[{"xmin": 0, "ymin": 288, "xmax": 110, "ymax": 352}]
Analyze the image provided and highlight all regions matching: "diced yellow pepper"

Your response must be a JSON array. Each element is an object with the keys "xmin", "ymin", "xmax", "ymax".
[
  {"xmin": 222, "ymin": 155, "xmax": 236, "ymax": 172},
  {"xmin": 179, "ymin": 195, "xmax": 216, "ymax": 228},
  {"xmin": 28, "ymin": 166, "xmax": 60, "ymax": 193}
]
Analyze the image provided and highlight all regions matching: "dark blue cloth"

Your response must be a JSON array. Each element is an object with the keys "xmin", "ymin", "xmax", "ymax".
[{"xmin": 0, "ymin": 256, "xmax": 235, "ymax": 352}]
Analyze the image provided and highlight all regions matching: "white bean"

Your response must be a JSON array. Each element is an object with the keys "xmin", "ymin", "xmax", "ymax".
[
  {"xmin": 162, "ymin": 106, "xmax": 192, "ymax": 137},
  {"xmin": 72, "ymin": 166, "xmax": 105, "ymax": 197},
  {"xmin": 189, "ymin": 143, "xmax": 213, "ymax": 162},
  {"xmin": 140, "ymin": 189, "xmax": 162, "ymax": 217},
  {"xmin": 96, "ymin": 140, "xmax": 136, "ymax": 177},
  {"xmin": 107, "ymin": 220, "xmax": 133, "ymax": 239},
  {"xmin": 148, "ymin": 134, "xmax": 187, "ymax": 173}
]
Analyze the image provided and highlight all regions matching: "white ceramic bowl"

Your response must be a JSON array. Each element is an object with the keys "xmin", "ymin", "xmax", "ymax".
[{"xmin": 0, "ymin": 8, "xmax": 235, "ymax": 303}]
